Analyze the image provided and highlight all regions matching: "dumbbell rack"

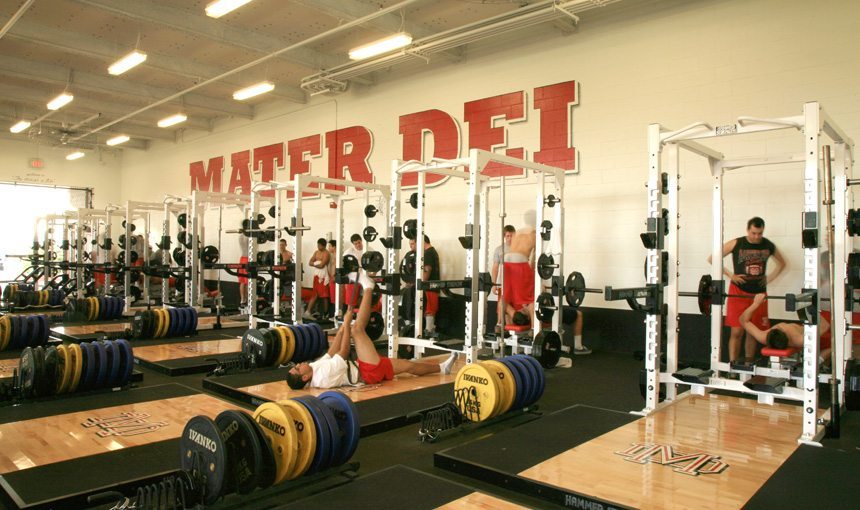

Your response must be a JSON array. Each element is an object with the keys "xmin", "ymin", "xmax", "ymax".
[{"xmin": 638, "ymin": 102, "xmax": 855, "ymax": 445}]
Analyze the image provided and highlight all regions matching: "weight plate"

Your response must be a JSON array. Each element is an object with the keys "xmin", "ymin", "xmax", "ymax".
[
  {"xmin": 17, "ymin": 315, "xmax": 30, "ymax": 349},
  {"xmin": 180, "ymin": 307, "xmax": 191, "ymax": 336},
  {"xmin": 98, "ymin": 296, "xmax": 106, "ymax": 320},
  {"xmin": 191, "ymin": 307, "xmax": 198, "ymax": 332},
  {"xmin": 242, "ymin": 329, "xmax": 269, "ymax": 367},
  {"xmin": 215, "ymin": 409, "xmax": 263, "ymax": 495},
  {"xmin": 498, "ymin": 357, "xmax": 525, "ymax": 411},
  {"xmin": 295, "ymin": 395, "xmax": 341, "ymax": 475},
  {"xmin": 279, "ymin": 326, "xmax": 296, "ymax": 363},
  {"xmin": 19, "ymin": 346, "xmax": 36, "ymax": 398},
  {"xmin": 509, "ymin": 355, "xmax": 538, "ymax": 407},
  {"xmin": 91, "ymin": 340, "xmax": 108, "ymax": 388},
  {"xmin": 55, "ymin": 344, "xmax": 72, "ymax": 394},
  {"xmin": 296, "ymin": 324, "xmax": 317, "ymax": 361},
  {"xmin": 519, "ymin": 354, "xmax": 546, "ymax": 404},
  {"xmin": 74, "ymin": 342, "xmax": 90, "ymax": 392},
  {"xmin": 27, "ymin": 315, "xmax": 41, "ymax": 348},
  {"xmin": 252, "ymin": 403, "xmax": 299, "ymax": 486},
  {"xmin": 271, "ymin": 326, "xmax": 286, "ymax": 366},
  {"xmin": 179, "ymin": 416, "xmax": 227, "ymax": 505},
  {"xmin": 166, "ymin": 308, "xmax": 178, "ymax": 337},
  {"xmin": 239, "ymin": 410, "xmax": 277, "ymax": 490},
  {"xmin": 277, "ymin": 399, "xmax": 317, "ymax": 479},
  {"xmin": 43, "ymin": 346, "xmax": 60, "ymax": 396},
  {"xmin": 262, "ymin": 329, "xmax": 278, "ymax": 367},
  {"xmin": 39, "ymin": 315, "xmax": 50, "ymax": 345},
  {"xmin": 32, "ymin": 346, "xmax": 46, "ymax": 397},
  {"xmin": 0, "ymin": 315, "xmax": 10, "ymax": 351},
  {"xmin": 115, "ymin": 339, "xmax": 134, "ymax": 386},
  {"xmin": 131, "ymin": 311, "xmax": 145, "ymax": 340},
  {"xmin": 104, "ymin": 340, "xmax": 121, "ymax": 387},
  {"xmin": 453, "ymin": 362, "xmax": 500, "ymax": 422},
  {"xmin": 317, "ymin": 391, "xmax": 358, "ymax": 467},
  {"xmin": 68, "ymin": 343, "xmax": 83, "ymax": 393},
  {"xmin": 480, "ymin": 360, "xmax": 514, "ymax": 417}
]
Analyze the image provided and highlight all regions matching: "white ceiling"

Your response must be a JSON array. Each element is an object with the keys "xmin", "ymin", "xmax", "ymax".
[{"xmin": 0, "ymin": 0, "xmax": 626, "ymax": 152}]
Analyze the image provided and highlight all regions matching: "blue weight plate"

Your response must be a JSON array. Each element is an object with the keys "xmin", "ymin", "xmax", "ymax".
[
  {"xmin": 107, "ymin": 297, "xmax": 116, "ymax": 319},
  {"xmin": 115, "ymin": 339, "xmax": 134, "ymax": 385},
  {"xmin": 288, "ymin": 325, "xmax": 307, "ymax": 362},
  {"xmin": 104, "ymin": 296, "xmax": 114, "ymax": 320},
  {"xmin": 165, "ymin": 308, "xmax": 176, "ymax": 337},
  {"xmin": 79, "ymin": 341, "xmax": 95, "ymax": 391},
  {"xmin": 174, "ymin": 307, "xmax": 186, "ymax": 337},
  {"xmin": 10, "ymin": 316, "xmax": 21, "ymax": 349},
  {"xmin": 293, "ymin": 396, "xmax": 333, "ymax": 475},
  {"xmin": 190, "ymin": 307, "xmax": 198, "ymax": 333},
  {"xmin": 26, "ymin": 315, "xmax": 40, "ymax": 348},
  {"xmin": 104, "ymin": 340, "xmax": 121, "ymax": 387},
  {"xmin": 317, "ymin": 391, "xmax": 359, "ymax": 467},
  {"xmin": 519, "ymin": 354, "xmax": 546, "ymax": 403},
  {"xmin": 38, "ymin": 315, "xmax": 50, "ymax": 345},
  {"xmin": 182, "ymin": 307, "xmax": 193, "ymax": 336},
  {"xmin": 504, "ymin": 356, "xmax": 532, "ymax": 409},
  {"xmin": 509, "ymin": 355, "xmax": 537, "ymax": 407},
  {"xmin": 296, "ymin": 324, "xmax": 317, "ymax": 361},
  {"xmin": 91, "ymin": 340, "xmax": 108, "ymax": 388},
  {"xmin": 98, "ymin": 297, "xmax": 107, "ymax": 320},
  {"xmin": 498, "ymin": 357, "xmax": 525, "ymax": 410},
  {"xmin": 308, "ymin": 323, "xmax": 326, "ymax": 358}
]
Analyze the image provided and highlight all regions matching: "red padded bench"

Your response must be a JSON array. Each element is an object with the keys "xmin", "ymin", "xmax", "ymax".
[
  {"xmin": 761, "ymin": 347, "xmax": 797, "ymax": 357},
  {"xmin": 504, "ymin": 324, "xmax": 531, "ymax": 333}
]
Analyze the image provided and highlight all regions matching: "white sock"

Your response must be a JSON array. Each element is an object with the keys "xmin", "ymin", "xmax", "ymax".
[
  {"xmin": 425, "ymin": 315, "xmax": 435, "ymax": 332},
  {"xmin": 574, "ymin": 335, "xmax": 583, "ymax": 349},
  {"xmin": 439, "ymin": 353, "xmax": 457, "ymax": 374},
  {"xmin": 358, "ymin": 270, "xmax": 375, "ymax": 290}
]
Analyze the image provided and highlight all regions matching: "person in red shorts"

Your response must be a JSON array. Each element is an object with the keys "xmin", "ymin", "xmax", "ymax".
[
  {"xmin": 285, "ymin": 271, "xmax": 457, "ymax": 389},
  {"xmin": 304, "ymin": 238, "xmax": 330, "ymax": 320},
  {"xmin": 499, "ymin": 210, "xmax": 537, "ymax": 329},
  {"xmin": 708, "ymin": 217, "xmax": 786, "ymax": 362},
  {"xmin": 238, "ymin": 235, "xmax": 250, "ymax": 310},
  {"xmin": 408, "ymin": 235, "xmax": 441, "ymax": 336},
  {"xmin": 741, "ymin": 293, "xmax": 833, "ymax": 362}
]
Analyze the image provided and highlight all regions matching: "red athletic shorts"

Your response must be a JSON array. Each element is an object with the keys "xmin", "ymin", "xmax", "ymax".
[
  {"xmin": 238, "ymin": 256, "xmax": 249, "ymax": 285},
  {"xmin": 313, "ymin": 276, "xmax": 329, "ymax": 298},
  {"xmin": 818, "ymin": 311, "xmax": 860, "ymax": 349},
  {"xmin": 724, "ymin": 283, "xmax": 769, "ymax": 329},
  {"xmin": 329, "ymin": 281, "xmax": 337, "ymax": 303},
  {"xmin": 503, "ymin": 261, "xmax": 535, "ymax": 309},
  {"xmin": 358, "ymin": 356, "xmax": 394, "ymax": 384},
  {"xmin": 424, "ymin": 291, "xmax": 439, "ymax": 316}
]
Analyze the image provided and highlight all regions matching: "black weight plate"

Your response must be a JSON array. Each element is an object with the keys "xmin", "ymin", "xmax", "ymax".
[
  {"xmin": 179, "ymin": 416, "xmax": 226, "ymax": 505},
  {"xmin": 261, "ymin": 329, "xmax": 277, "ymax": 367},
  {"xmin": 215, "ymin": 410, "xmax": 263, "ymax": 495},
  {"xmin": 91, "ymin": 340, "xmax": 108, "ymax": 388},
  {"xmin": 238, "ymin": 410, "xmax": 277, "ymax": 489},
  {"xmin": 104, "ymin": 340, "xmax": 121, "ymax": 387},
  {"xmin": 43, "ymin": 346, "xmax": 60, "ymax": 396},
  {"xmin": 32, "ymin": 346, "xmax": 46, "ymax": 397},
  {"xmin": 19, "ymin": 347, "xmax": 36, "ymax": 398},
  {"xmin": 39, "ymin": 315, "xmax": 50, "ymax": 345},
  {"xmin": 79, "ymin": 342, "xmax": 95, "ymax": 391},
  {"xmin": 131, "ymin": 311, "xmax": 145, "ymax": 340},
  {"xmin": 116, "ymin": 339, "xmax": 134, "ymax": 385},
  {"xmin": 241, "ymin": 329, "xmax": 269, "ymax": 367}
]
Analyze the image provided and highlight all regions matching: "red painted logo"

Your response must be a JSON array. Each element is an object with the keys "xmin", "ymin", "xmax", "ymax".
[{"xmin": 614, "ymin": 443, "xmax": 729, "ymax": 476}]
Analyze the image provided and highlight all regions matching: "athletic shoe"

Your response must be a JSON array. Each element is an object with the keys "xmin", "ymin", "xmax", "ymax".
[{"xmin": 573, "ymin": 346, "xmax": 592, "ymax": 355}]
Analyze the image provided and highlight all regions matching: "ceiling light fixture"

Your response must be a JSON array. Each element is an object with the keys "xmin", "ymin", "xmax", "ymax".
[
  {"xmin": 47, "ymin": 92, "xmax": 74, "ymax": 111},
  {"xmin": 108, "ymin": 50, "xmax": 147, "ymax": 75},
  {"xmin": 157, "ymin": 113, "xmax": 187, "ymax": 128},
  {"xmin": 106, "ymin": 134, "xmax": 130, "ymax": 146},
  {"xmin": 233, "ymin": 81, "xmax": 275, "ymax": 100},
  {"xmin": 10, "ymin": 120, "xmax": 30, "ymax": 133},
  {"xmin": 66, "ymin": 151, "xmax": 85, "ymax": 161},
  {"xmin": 348, "ymin": 33, "xmax": 412, "ymax": 60},
  {"xmin": 205, "ymin": 0, "xmax": 253, "ymax": 18}
]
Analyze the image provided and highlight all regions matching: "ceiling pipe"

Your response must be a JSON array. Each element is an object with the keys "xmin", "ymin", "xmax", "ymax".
[
  {"xmin": 0, "ymin": 0, "xmax": 34, "ymax": 40},
  {"xmin": 71, "ymin": 0, "xmax": 426, "ymax": 142}
]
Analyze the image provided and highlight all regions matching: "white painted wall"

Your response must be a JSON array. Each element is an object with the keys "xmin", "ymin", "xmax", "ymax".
[{"xmin": 104, "ymin": 0, "xmax": 860, "ymax": 316}]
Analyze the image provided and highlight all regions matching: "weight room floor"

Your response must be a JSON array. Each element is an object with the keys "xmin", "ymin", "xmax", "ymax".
[{"xmin": 1, "ymin": 349, "xmax": 858, "ymax": 509}]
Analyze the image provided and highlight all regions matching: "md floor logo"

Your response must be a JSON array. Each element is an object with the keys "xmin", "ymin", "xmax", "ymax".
[
  {"xmin": 614, "ymin": 443, "xmax": 729, "ymax": 476},
  {"xmin": 82, "ymin": 412, "xmax": 168, "ymax": 437}
]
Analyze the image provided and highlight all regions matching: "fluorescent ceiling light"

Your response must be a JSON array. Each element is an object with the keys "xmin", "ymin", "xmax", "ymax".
[
  {"xmin": 108, "ymin": 50, "xmax": 147, "ymax": 75},
  {"xmin": 233, "ymin": 81, "xmax": 275, "ymax": 100},
  {"xmin": 106, "ymin": 134, "xmax": 130, "ymax": 146},
  {"xmin": 205, "ymin": 0, "xmax": 253, "ymax": 18},
  {"xmin": 10, "ymin": 120, "xmax": 30, "ymax": 133},
  {"xmin": 157, "ymin": 113, "xmax": 187, "ymax": 128},
  {"xmin": 47, "ymin": 92, "xmax": 74, "ymax": 111},
  {"xmin": 349, "ymin": 33, "xmax": 412, "ymax": 60},
  {"xmin": 66, "ymin": 151, "xmax": 85, "ymax": 161}
]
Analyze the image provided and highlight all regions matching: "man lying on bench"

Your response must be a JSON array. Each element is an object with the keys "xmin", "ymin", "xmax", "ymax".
[
  {"xmin": 286, "ymin": 271, "xmax": 458, "ymax": 390},
  {"xmin": 740, "ymin": 293, "xmax": 832, "ymax": 361}
]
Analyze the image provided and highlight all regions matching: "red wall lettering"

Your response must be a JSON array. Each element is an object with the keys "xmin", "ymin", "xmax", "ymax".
[
  {"xmin": 534, "ymin": 81, "xmax": 578, "ymax": 171},
  {"xmin": 398, "ymin": 109, "xmax": 460, "ymax": 187},
  {"xmin": 189, "ymin": 156, "xmax": 223, "ymax": 192},
  {"xmin": 252, "ymin": 143, "xmax": 285, "ymax": 197},
  {"xmin": 227, "ymin": 150, "xmax": 251, "ymax": 195},
  {"xmin": 324, "ymin": 126, "xmax": 373, "ymax": 192},
  {"xmin": 464, "ymin": 91, "xmax": 526, "ymax": 178},
  {"xmin": 287, "ymin": 135, "xmax": 322, "ymax": 198}
]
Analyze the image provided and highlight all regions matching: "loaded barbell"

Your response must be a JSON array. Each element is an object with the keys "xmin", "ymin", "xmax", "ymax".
[{"xmin": 684, "ymin": 274, "xmax": 788, "ymax": 316}]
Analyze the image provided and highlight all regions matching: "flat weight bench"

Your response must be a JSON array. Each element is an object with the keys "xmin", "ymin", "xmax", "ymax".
[
  {"xmin": 504, "ymin": 324, "xmax": 534, "ymax": 355},
  {"xmin": 761, "ymin": 346, "xmax": 799, "ymax": 370},
  {"xmin": 742, "ymin": 347, "xmax": 797, "ymax": 396}
]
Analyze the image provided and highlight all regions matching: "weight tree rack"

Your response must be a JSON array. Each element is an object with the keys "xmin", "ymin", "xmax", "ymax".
[{"xmin": 619, "ymin": 101, "xmax": 855, "ymax": 445}]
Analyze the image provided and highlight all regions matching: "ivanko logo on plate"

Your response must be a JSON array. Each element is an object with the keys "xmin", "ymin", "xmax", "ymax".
[{"xmin": 614, "ymin": 443, "xmax": 729, "ymax": 476}]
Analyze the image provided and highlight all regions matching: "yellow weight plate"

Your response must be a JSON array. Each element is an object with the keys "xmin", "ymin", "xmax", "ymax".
[
  {"xmin": 453, "ymin": 363, "xmax": 499, "ymax": 422},
  {"xmin": 90, "ymin": 297, "xmax": 99, "ymax": 321},
  {"xmin": 161, "ymin": 309, "xmax": 171, "ymax": 338},
  {"xmin": 481, "ymin": 360, "xmax": 515, "ymax": 416},
  {"xmin": 56, "ymin": 344, "xmax": 72, "ymax": 394},
  {"xmin": 280, "ymin": 326, "xmax": 296, "ymax": 363},
  {"xmin": 0, "ymin": 315, "xmax": 10, "ymax": 350},
  {"xmin": 42, "ymin": 290, "xmax": 49, "ymax": 306},
  {"xmin": 67, "ymin": 343, "xmax": 83, "ymax": 392},
  {"xmin": 153, "ymin": 309, "xmax": 164, "ymax": 338},
  {"xmin": 277, "ymin": 400, "xmax": 317, "ymax": 480},
  {"xmin": 252, "ymin": 402, "xmax": 299, "ymax": 486},
  {"xmin": 273, "ymin": 327, "xmax": 288, "ymax": 366}
]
